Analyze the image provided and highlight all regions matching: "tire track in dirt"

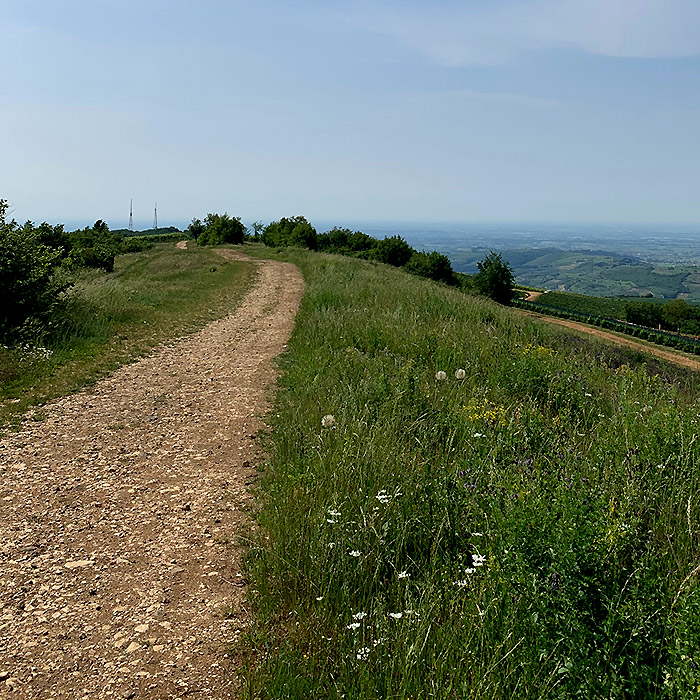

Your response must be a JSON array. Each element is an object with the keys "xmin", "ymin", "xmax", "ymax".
[{"xmin": 0, "ymin": 251, "xmax": 304, "ymax": 698}]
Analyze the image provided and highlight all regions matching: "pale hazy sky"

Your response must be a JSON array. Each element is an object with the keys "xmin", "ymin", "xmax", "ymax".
[{"xmin": 2, "ymin": 0, "xmax": 700, "ymax": 228}]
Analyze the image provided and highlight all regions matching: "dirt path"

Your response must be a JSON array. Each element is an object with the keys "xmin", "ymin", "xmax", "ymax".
[
  {"xmin": 523, "ymin": 309, "xmax": 700, "ymax": 371},
  {"xmin": 0, "ymin": 252, "xmax": 304, "ymax": 698}
]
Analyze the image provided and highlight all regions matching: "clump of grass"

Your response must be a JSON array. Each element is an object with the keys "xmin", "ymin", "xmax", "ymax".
[
  {"xmin": 244, "ymin": 248, "xmax": 700, "ymax": 699},
  {"xmin": 0, "ymin": 244, "xmax": 255, "ymax": 429}
]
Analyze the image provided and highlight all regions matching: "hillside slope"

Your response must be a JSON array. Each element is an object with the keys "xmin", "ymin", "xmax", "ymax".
[{"xmin": 246, "ymin": 247, "xmax": 700, "ymax": 700}]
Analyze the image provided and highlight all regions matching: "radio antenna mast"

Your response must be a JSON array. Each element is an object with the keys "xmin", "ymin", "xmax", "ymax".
[
  {"xmin": 153, "ymin": 203, "xmax": 158, "ymax": 231},
  {"xmin": 129, "ymin": 199, "xmax": 133, "ymax": 232}
]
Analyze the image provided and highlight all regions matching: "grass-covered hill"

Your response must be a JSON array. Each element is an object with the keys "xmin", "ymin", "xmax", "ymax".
[
  {"xmin": 244, "ymin": 246, "xmax": 700, "ymax": 699},
  {"xmin": 4, "ymin": 235, "xmax": 700, "ymax": 698}
]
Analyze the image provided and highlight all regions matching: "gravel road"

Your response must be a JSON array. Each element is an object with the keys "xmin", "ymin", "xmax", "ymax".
[{"xmin": 0, "ymin": 251, "xmax": 304, "ymax": 699}]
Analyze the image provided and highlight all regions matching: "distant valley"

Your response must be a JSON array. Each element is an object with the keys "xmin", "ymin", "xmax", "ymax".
[
  {"xmin": 450, "ymin": 248, "xmax": 700, "ymax": 300},
  {"xmin": 343, "ymin": 221, "xmax": 700, "ymax": 301}
]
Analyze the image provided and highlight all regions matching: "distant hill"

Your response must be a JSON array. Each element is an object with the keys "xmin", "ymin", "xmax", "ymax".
[
  {"xmin": 111, "ymin": 226, "xmax": 182, "ymax": 237},
  {"xmin": 450, "ymin": 247, "xmax": 700, "ymax": 300}
]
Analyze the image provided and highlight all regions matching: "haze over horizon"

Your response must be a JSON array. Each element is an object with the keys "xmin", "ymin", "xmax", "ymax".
[{"xmin": 2, "ymin": 0, "xmax": 700, "ymax": 228}]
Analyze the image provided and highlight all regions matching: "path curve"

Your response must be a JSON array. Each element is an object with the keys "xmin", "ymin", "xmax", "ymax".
[
  {"xmin": 521, "ymin": 309, "xmax": 700, "ymax": 371},
  {"xmin": 0, "ymin": 253, "xmax": 304, "ymax": 698}
]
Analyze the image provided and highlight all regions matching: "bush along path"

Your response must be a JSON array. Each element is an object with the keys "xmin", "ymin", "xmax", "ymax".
[{"xmin": 0, "ymin": 250, "xmax": 304, "ymax": 698}]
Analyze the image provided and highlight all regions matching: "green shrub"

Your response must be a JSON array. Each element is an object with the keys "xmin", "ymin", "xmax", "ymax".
[
  {"xmin": 262, "ymin": 215, "xmax": 317, "ymax": 249},
  {"xmin": 405, "ymin": 250, "xmax": 456, "ymax": 285},
  {"xmin": 0, "ymin": 200, "xmax": 70, "ymax": 341},
  {"xmin": 197, "ymin": 212, "xmax": 246, "ymax": 246},
  {"xmin": 66, "ymin": 220, "xmax": 122, "ymax": 272}
]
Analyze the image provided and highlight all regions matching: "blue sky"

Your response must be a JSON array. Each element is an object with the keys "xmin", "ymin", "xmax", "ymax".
[{"xmin": 2, "ymin": 0, "xmax": 700, "ymax": 228}]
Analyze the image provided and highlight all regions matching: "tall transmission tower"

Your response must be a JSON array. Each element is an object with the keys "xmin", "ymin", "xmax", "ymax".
[
  {"xmin": 129, "ymin": 199, "xmax": 133, "ymax": 232},
  {"xmin": 153, "ymin": 203, "xmax": 158, "ymax": 231}
]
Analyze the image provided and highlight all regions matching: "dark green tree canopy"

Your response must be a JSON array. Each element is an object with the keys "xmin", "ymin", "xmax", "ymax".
[
  {"xmin": 405, "ymin": 250, "xmax": 456, "ymax": 285},
  {"xmin": 0, "ymin": 200, "xmax": 70, "ymax": 340},
  {"xmin": 370, "ymin": 235, "xmax": 413, "ymax": 267},
  {"xmin": 188, "ymin": 217, "xmax": 205, "ymax": 242},
  {"xmin": 197, "ymin": 213, "xmax": 246, "ymax": 246},
  {"xmin": 262, "ymin": 216, "xmax": 317, "ymax": 249},
  {"xmin": 67, "ymin": 221, "xmax": 122, "ymax": 272},
  {"xmin": 473, "ymin": 251, "xmax": 515, "ymax": 305}
]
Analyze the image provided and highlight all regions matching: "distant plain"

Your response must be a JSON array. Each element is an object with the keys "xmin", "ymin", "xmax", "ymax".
[{"xmin": 325, "ymin": 221, "xmax": 700, "ymax": 300}]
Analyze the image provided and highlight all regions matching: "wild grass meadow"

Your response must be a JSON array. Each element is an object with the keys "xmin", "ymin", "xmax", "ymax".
[{"xmin": 244, "ymin": 248, "xmax": 700, "ymax": 699}]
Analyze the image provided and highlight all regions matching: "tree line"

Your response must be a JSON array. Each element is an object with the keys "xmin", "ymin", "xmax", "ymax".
[
  {"xmin": 187, "ymin": 212, "xmax": 515, "ymax": 298},
  {"xmin": 0, "ymin": 202, "xmax": 516, "ymax": 345}
]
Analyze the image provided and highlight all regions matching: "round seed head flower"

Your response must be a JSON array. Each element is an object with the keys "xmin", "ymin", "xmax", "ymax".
[
  {"xmin": 435, "ymin": 371, "xmax": 447, "ymax": 381},
  {"xmin": 455, "ymin": 368, "xmax": 466, "ymax": 380},
  {"xmin": 321, "ymin": 414, "xmax": 336, "ymax": 428}
]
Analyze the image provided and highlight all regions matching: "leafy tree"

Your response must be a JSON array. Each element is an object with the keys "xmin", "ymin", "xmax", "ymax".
[
  {"xmin": 188, "ymin": 217, "xmax": 205, "ymax": 242},
  {"xmin": 66, "ymin": 220, "xmax": 122, "ymax": 272},
  {"xmin": 405, "ymin": 250, "xmax": 456, "ymax": 285},
  {"xmin": 0, "ymin": 200, "xmax": 70, "ymax": 340},
  {"xmin": 346, "ymin": 230, "xmax": 375, "ymax": 253},
  {"xmin": 317, "ymin": 227, "xmax": 352, "ymax": 253},
  {"xmin": 251, "ymin": 221, "xmax": 264, "ymax": 240},
  {"xmin": 262, "ymin": 216, "xmax": 317, "ymax": 249},
  {"xmin": 662, "ymin": 299, "xmax": 691, "ymax": 331},
  {"xmin": 33, "ymin": 221, "xmax": 70, "ymax": 253},
  {"xmin": 473, "ymin": 251, "xmax": 515, "ymax": 305},
  {"xmin": 371, "ymin": 235, "xmax": 413, "ymax": 267},
  {"xmin": 625, "ymin": 301, "xmax": 664, "ymax": 329},
  {"xmin": 197, "ymin": 213, "xmax": 246, "ymax": 246}
]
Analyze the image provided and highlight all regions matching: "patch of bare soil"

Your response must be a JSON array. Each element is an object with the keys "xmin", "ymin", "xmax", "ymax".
[
  {"xmin": 0, "ymin": 253, "xmax": 304, "ymax": 698},
  {"xmin": 522, "ymin": 309, "xmax": 700, "ymax": 371}
]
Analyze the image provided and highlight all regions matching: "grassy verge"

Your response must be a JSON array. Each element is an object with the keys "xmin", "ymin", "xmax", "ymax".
[
  {"xmin": 244, "ymin": 247, "xmax": 700, "ymax": 699},
  {"xmin": 0, "ymin": 243, "xmax": 256, "ymax": 429}
]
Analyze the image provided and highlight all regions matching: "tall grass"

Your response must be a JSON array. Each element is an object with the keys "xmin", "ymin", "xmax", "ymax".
[
  {"xmin": 0, "ymin": 244, "xmax": 255, "ymax": 428},
  {"xmin": 245, "ymin": 249, "xmax": 700, "ymax": 699}
]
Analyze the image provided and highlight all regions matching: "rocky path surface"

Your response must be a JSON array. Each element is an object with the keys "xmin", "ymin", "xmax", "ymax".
[{"xmin": 0, "ymin": 251, "xmax": 304, "ymax": 698}]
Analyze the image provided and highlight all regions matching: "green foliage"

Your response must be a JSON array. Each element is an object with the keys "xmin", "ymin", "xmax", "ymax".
[
  {"xmin": 0, "ymin": 200, "xmax": 70, "ymax": 341},
  {"xmin": 405, "ymin": 250, "xmax": 457, "ymax": 285},
  {"xmin": 626, "ymin": 300, "xmax": 664, "ymax": 329},
  {"xmin": 251, "ymin": 220, "xmax": 264, "ymax": 240},
  {"xmin": 196, "ymin": 212, "xmax": 246, "ymax": 246},
  {"xmin": 65, "ymin": 219, "xmax": 124, "ymax": 272},
  {"xmin": 262, "ymin": 216, "xmax": 318, "ymax": 249},
  {"xmin": 265, "ymin": 218, "xmax": 460, "ymax": 287},
  {"xmin": 473, "ymin": 251, "xmax": 516, "ymax": 305},
  {"xmin": 369, "ymin": 235, "xmax": 413, "ymax": 267},
  {"xmin": 243, "ymin": 247, "xmax": 700, "ymax": 699},
  {"xmin": 188, "ymin": 217, "xmax": 205, "ymax": 242}
]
